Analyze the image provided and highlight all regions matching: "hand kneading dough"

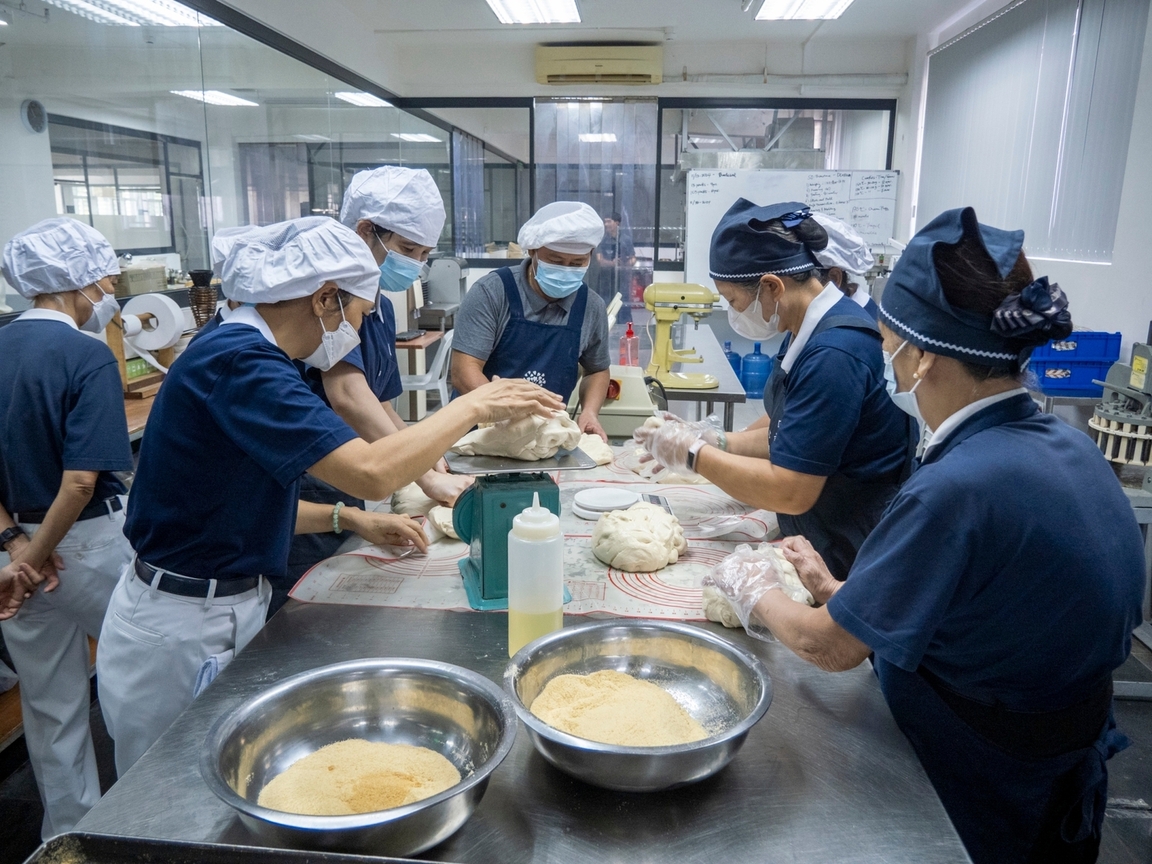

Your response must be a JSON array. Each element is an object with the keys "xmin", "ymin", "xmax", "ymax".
[
  {"xmin": 592, "ymin": 502, "xmax": 687, "ymax": 572},
  {"xmin": 450, "ymin": 412, "xmax": 582, "ymax": 461},
  {"xmin": 632, "ymin": 417, "xmax": 709, "ymax": 484},
  {"xmin": 257, "ymin": 739, "xmax": 460, "ymax": 815},
  {"xmin": 391, "ymin": 483, "xmax": 437, "ymax": 518},
  {"xmin": 530, "ymin": 670, "xmax": 707, "ymax": 746},
  {"xmin": 703, "ymin": 544, "xmax": 814, "ymax": 630},
  {"xmin": 427, "ymin": 505, "xmax": 458, "ymax": 540},
  {"xmin": 578, "ymin": 433, "xmax": 614, "ymax": 466}
]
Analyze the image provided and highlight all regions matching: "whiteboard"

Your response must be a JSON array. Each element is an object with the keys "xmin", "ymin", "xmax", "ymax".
[{"xmin": 684, "ymin": 169, "xmax": 899, "ymax": 288}]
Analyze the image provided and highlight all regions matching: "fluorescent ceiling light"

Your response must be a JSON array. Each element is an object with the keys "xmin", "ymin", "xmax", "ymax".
[
  {"xmin": 579, "ymin": 133, "xmax": 617, "ymax": 143},
  {"xmin": 485, "ymin": 0, "xmax": 580, "ymax": 25},
  {"xmin": 334, "ymin": 92, "xmax": 393, "ymax": 108},
  {"xmin": 43, "ymin": 0, "xmax": 221, "ymax": 26},
  {"xmin": 755, "ymin": 0, "xmax": 855, "ymax": 20},
  {"xmin": 171, "ymin": 90, "xmax": 259, "ymax": 107},
  {"xmin": 294, "ymin": 134, "xmax": 332, "ymax": 142},
  {"xmin": 391, "ymin": 133, "xmax": 442, "ymax": 143}
]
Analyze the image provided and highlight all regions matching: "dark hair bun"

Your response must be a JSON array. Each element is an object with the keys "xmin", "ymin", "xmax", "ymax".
[{"xmin": 794, "ymin": 216, "xmax": 829, "ymax": 253}]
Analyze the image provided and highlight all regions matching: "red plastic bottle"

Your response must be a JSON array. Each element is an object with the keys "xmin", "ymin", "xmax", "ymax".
[{"xmin": 619, "ymin": 322, "xmax": 639, "ymax": 366}]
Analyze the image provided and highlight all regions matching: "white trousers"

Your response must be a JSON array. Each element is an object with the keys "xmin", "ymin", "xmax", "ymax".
[
  {"xmin": 0, "ymin": 506, "xmax": 132, "ymax": 839},
  {"xmin": 96, "ymin": 559, "xmax": 270, "ymax": 778}
]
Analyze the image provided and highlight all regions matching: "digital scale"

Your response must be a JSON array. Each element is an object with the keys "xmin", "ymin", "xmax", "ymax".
[{"xmin": 446, "ymin": 448, "xmax": 596, "ymax": 610}]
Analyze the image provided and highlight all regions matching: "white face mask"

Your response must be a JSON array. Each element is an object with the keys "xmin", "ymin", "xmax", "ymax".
[
  {"xmin": 303, "ymin": 294, "xmax": 361, "ymax": 372},
  {"xmin": 727, "ymin": 286, "xmax": 779, "ymax": 341},
  {"xmin": 79, "ymin": 284, "xmax": 118, "ymax": 333},
  {"xmin": 883, "ymin": 340, "xmax": 924, "ymax": 424}
]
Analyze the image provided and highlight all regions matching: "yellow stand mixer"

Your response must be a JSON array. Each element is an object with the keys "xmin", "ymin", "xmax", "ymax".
[{"xmin": 643, "ymin": 283, "xmax": 720, "ymax": 390}]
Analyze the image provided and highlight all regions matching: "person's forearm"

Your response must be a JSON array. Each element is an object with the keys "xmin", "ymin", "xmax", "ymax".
[
  {"xmin": 322, "ymin": 365, "xmax": 399, "ymax": 443},
  {"xmin": 450, "ymin": 354, "xmax": 490, "ymax": 395},
  {"xmin": 579, "ymin": 369, "xmax": 611, "ymax": 417},
  {"xmin": 724, "ymin": 427, "xmax": 770, "ymax": 458},
  {"xmin": 752, "ymin": 590, "xmax": 868, "ymax": 672},
  {"xmin": 383, "ymin": 402, "xmax": 408, "ymax": 430},
  {"xmin": 310, "ymin": 398, "xmax": 484, "ymax": 501},
  {"xmin": 694, "ymin": 447, "xmax": 824, "ymax": 515},
  {"xmin": 13, "ymin": 471, "xmax": 97, "ymax": 570},
  {"xmin": 295, "ymin": 500, "xmax": 337, "ymax": 534},
  {"xmin": 743, "ymin": 415, "xmax": 770, "ymax": 432}
]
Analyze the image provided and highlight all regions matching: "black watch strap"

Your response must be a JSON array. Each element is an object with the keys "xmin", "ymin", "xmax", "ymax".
[{"xmin": 0, "ymin": 526, "xmax": 27, "ymax": 549}]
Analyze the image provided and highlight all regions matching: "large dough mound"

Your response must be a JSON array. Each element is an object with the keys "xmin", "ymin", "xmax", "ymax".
[
  {"xmin": 578, "ymin": 433, "xmax": 614, "ymax": 466},
  {"xmin": 391, "ymin": 483, "xmax": 437, "ymax": 518},
  {"xmin": 592, "ymin": 502, "xmax": 687, "ymax": 572},
  {"xmin": 450, "ymin": 412, "xmax": 582, "ymax": 461}
]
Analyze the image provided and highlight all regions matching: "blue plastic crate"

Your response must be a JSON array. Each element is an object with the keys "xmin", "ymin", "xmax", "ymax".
[
  {"xmin": 1029, "ymin": 357, "xmax": 1115, "ymax": 396},
  {"xmin": 1030, "ymin": 331, "xmax": 1121, "ymax": 361}
]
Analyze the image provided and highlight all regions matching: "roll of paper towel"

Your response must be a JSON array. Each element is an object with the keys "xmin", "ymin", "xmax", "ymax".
[{"xmin": 122, "ymin": 293, "xmax": 184, "ymax": 351}]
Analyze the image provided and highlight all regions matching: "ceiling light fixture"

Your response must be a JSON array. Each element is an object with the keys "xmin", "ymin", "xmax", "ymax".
[
  {"xmin": 391, "ymin": 133, "xmax": 442, "ymax": 143},
  {"xmin": 755, "ymin": 0, "xmax": 855, "ymax": 20},
  {"xmin": 578, "ymin": 133, "xmax": 617, "ymax": 142},
  {"xmin": 333, "ymin": 92, "xmax": 393, "ymax": 108},
  {"xmin": 485, "ymin": 0, "xmax": 580, "ymax": 25},
  {"xmin": 43, "ymin": 0, "xmax": 221, "ymax": 26},
  {"xmin": 171, "ymin": 90, "xmax": 258, "ymax": 106},
  {"xmin": 294, "ymin": 134, "xmax": 332, "ymax": 142}
]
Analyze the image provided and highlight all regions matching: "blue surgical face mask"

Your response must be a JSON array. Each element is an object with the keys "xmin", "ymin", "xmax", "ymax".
[
  {"xmin": 377, "ymin": 248, "xmax": 424, "ymax": 293},
  {"xmin": 883, "ymin": 340, "xmax": 924, "ymax": 423},
  {"xmin": 534, "ymin": 258, "xmax": 586, "ymax": 299}
]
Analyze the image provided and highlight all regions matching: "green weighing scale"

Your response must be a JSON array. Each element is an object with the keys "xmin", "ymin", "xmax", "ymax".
[{"xmin": 446, "ymin": 447, "xmax": 596, "ymax": 610}]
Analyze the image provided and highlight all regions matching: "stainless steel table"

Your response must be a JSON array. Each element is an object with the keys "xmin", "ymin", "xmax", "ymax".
[
  {"xmin": 662, "ymin": 323, "xmax": 747, "ymax": 431},
  {"xmin": 79, "ymin": 606, "xmax": 971, "ymax": 864}
]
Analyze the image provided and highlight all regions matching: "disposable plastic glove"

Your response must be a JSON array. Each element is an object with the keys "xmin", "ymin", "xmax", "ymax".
[
  {"xmin": 703, "ymin": 544, "xmax": 792, "ymax": 641},
  {"xmin": 633, "ymin": 412, "xmax": 722, "ymax": 475}
]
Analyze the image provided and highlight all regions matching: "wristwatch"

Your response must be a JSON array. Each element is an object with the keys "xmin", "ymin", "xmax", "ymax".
[
  {"xmin": 685, "ymin": 438, "xmax": 709, "ymax": 473},
  {"xmin": 0, "ymin": 526, "xmax": 27, "ymax": 551}
]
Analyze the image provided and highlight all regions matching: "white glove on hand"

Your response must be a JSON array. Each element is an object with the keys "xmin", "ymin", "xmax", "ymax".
[
  {"xmin": 703, "ymin": 544, "xmax": 789, "ymax": 641},
  {"xmin": 633, "ymin": 412, "xmax": 722, "ymax": 475}
]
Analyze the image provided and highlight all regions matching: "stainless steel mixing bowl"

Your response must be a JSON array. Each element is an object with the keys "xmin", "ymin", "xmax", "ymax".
[
  {"xmin": 504, "ymin": 620, "xmax": 772, "ymax": 792},
  {"xmin": 200, "ymin": 658, "xmax": 517, "ymax": 856}
]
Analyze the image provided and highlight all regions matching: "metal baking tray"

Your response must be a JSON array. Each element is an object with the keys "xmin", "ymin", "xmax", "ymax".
[
  {"xmin": 22, "ymin": 833, "xmax": 432, "ymax": 864},
  {"xmin": 444, "ymin": 447, "xmax": 597, "ymax": 476}
]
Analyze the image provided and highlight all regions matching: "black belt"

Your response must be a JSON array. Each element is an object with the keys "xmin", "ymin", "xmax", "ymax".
[
  {"xmin": 919, "ymin": 667, "xmax": 1112, "ymax": 759},
  {"xmin": 14, "ymin": 496, "xmax": 122, "ymax": 525},
  {"xmin": 134, "ymin": 557, "xmax": 260, "ymax": 598}
]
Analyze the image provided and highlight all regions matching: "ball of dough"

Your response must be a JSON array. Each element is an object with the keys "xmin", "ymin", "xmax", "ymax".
[
  {"xmin": 578, "ymin": 433, "xmax": 614, "ymax": 466},
  {"xmin": 592, "ymin": 502, "xmax": 688, "ymax": 572},
  {"xmin": 427, "ymin": 505, "xmax": 458, "ymax": 540},
  {"xmin": 450, "ymin": 412, "xmax": 582, "ymax": 461},
  {"xmin": 391, "ymin": 483, "xmax": 437, "ymax": 518},
  {"xmin": 702, "ymin": 585, "xmax": 743, "ymax": 628},
  {"xmin": 704, "ymin": 544, "xmax": 814, "ymax": 631}
]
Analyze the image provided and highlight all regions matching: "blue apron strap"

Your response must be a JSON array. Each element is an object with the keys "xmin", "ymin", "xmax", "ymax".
[
  {"xmin": 497, "ymin": 267, "xmax": 524, "ymax": 318},
  {"xmin": 566, "ymin": 285, "xmax": 589, "ymax": 333}
]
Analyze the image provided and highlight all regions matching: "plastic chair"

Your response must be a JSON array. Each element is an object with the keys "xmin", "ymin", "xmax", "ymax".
[{"xmin": 400, "ymin": 329, "xmax": 454, "ymax": 409}]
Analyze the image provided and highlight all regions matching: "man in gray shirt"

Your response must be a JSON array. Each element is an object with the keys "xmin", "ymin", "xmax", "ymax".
[{"xmin": 451, "ymin": 201, "xmax": 612, "ymax": 441}]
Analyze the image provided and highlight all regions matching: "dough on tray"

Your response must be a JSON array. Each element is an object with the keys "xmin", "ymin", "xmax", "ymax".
[
  {"xmin": 391, "ymin": 483, "xmax": 438, "ymax": 518},
  {"xmin": 450, "ymin": 412, "xmax": 582, "ymax": 461},
  {"xmin": 578, "ymin": 433, "xmax": 614, "ymax": 466},
  {"xmin": 592, "ymin": 502, "xmax": 687, "ymax": 572}
]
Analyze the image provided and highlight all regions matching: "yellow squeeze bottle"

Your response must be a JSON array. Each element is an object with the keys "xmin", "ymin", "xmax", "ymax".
[{"xmin": 507, "ymin": 492, "xmax": 563, "ymax": 656}]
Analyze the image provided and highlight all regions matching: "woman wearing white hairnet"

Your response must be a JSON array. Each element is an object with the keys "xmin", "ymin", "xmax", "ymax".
[
  {"xmin": 812, "ymin": 212, "xmax": 878, "ymax": 320},
  {"xmin": 96, "ymin": 217, "xmax": 562, "ymax": 776},
  {"xmin": 450, "ymin": 201, "xmax": 612, "ymax": 441},
  {"xmin": 0, "ymin": 217, "xmax": 136, "ymax": 837}
]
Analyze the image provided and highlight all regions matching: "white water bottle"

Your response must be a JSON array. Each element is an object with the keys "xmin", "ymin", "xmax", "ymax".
[{"xmin": 507, "ymin": 492, "xmax": 563, "ymax": 657}]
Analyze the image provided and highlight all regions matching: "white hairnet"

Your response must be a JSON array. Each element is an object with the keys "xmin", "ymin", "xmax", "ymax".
[
  {"xmin": 1, "ymin": 217, "xmax": 120, "ymax": 299},
  {"xmin": 219, "ymin": 217, "xmax": 379, "ymax": 304},
  {"xmin": 210, "ymin": 226, "xmax": 255, "ymax": 277},
  {"xmin": 339, "ymin": 166, "xmax": 446, "ymax": 248},
  {"xmin": 812, "ymin": 212, "xmax": 874, "ymax": 275},
  {"xmin": 517, "ymin": 201, "xmax": 605, "ymax": 254}
]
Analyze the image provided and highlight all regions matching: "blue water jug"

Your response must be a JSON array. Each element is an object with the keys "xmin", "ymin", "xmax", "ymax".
[
  {"xmin": 723, "ymin": 340, "xmax": 742, "ymax": 377},
  {"xmin": 741, "ymin": 342, "xmax": 772, "ymax": 398}
]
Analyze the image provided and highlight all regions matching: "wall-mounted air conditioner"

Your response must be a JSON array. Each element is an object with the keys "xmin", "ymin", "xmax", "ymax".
[{"xmin": 535, "ymin": 45, "xmax": 663, "ymax": 85}]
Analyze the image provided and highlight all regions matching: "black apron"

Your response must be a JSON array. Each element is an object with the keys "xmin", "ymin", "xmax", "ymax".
[
  {"xmin": 280, "ymin": 476, "xmax": 365, "ymax": 619},
  {"xmin": 765, "ymin": 314, "xmax": 911, "ymax": 580}
]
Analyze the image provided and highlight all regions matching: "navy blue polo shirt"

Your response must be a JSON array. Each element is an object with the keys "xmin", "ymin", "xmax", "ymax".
[
  {"xmin": 771, "ymin": 297, "xmax": 908, "ymax": 480},
  {"xmin": 0, "ymin": 310, "xmax": 132, "ymax": 514},
  {"xmin": 124, "ymin": 317, "xmax": 358, "ymax": 580},
  {"xmin": 828, "ymin": 393, "xmax": 1145, "ymax": 711},
  {"xmin": 298, "ymin": 303, "xmax": 403, "ymax": 406}
]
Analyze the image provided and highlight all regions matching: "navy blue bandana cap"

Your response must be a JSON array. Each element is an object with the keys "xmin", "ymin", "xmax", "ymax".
[
  {"xmin": 991, "ymin": 276, "xmax": 1073, "ymax": 343},
  {"xmin": 709, "ymin": 198, "xmax": 822, "ymax": 281}
]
